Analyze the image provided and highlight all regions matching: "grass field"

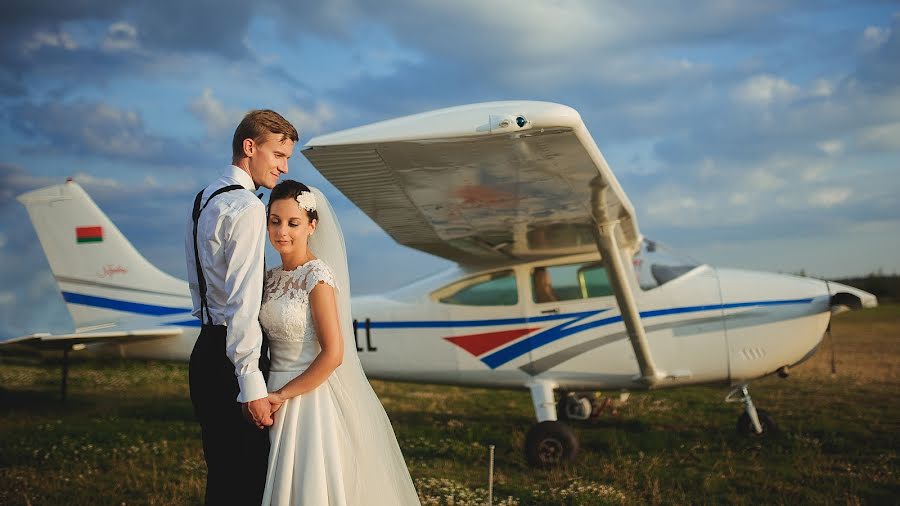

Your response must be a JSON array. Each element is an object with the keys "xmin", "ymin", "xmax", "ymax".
[{"xmin": 1, "ymin": 305, "xmax": 897, "ymax": 505}]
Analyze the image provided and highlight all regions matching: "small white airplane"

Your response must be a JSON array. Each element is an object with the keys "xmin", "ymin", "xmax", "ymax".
[{"xmin": 7, "ymin": 101, "xmax": 876, "ymax": 466}]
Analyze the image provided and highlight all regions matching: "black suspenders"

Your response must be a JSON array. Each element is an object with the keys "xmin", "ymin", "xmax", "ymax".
[{"xmin": 192, "ymin": 184, "xmax": 245, "ymax": 325}]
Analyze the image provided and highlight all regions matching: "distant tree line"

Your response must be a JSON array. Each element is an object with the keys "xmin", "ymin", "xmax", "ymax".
[{"xmin": 829, "ymin": 273, "xmax": 900, "ymax": 303}]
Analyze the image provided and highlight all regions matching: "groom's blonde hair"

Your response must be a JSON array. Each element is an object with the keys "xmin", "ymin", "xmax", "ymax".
[{"xmin": 232, "ymin": 109, "xmax": 299, "ymax": 158}]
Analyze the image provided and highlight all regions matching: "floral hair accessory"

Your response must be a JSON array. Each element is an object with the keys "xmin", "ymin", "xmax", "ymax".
[{"xmin": 295, "ymin": 191, "xmax": 316, "ymax": 212}]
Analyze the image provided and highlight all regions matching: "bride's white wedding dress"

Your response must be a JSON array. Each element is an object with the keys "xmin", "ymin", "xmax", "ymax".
[{"xmin": 258, "ymin": 188, "xmax": 420, "ymax": 506}]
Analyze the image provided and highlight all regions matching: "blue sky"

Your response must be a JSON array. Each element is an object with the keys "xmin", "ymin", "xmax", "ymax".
[{"xmin": 1, "ymin": 1, "xmax": 898, "ymax": 338}]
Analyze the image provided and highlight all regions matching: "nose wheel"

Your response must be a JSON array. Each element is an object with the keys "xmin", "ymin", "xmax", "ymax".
[{"xmin": 726, "ymin": 385, "xmax": 778, "ymax": 436}]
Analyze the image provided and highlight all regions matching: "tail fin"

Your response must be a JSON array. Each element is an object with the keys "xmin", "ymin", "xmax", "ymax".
[{"xmin": 17, "ymin": 181, "xmax": 192, "ymax": 329}]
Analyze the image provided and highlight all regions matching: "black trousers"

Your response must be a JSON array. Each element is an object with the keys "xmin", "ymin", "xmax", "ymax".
[{"xmin": 189, "ymin": 325, "xmax": 269, "ymax": 505}]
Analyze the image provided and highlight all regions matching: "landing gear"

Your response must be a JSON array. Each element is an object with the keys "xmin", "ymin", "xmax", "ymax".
[
  {"xmin": 736, "ymin": 409, "xmax": 777, "ymax": 436},
  {"xmin": 524, "ymin": 421, "xmax": 579, "ymax": 467},
  {"xmin": 726, "ymin": 385, "xmax": 778, "ymax": 436},
  {"xmin": 524, "ymin": 381, "xmax": 579, "ymax": 467}
]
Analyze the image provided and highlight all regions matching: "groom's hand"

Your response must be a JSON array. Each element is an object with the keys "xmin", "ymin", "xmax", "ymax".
[{"xmin": 243, "ymin": 398, "xmax": 273, "ymax": 429}]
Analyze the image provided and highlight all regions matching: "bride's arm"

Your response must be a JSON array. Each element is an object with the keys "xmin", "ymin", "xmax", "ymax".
[{"xmin": 269, "ymin": 281, "xmax": 344, "ymax": 404}]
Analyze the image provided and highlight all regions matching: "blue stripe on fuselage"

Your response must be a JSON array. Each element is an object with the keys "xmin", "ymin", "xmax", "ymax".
[
  {"xmin": 164, "ymin": 319, "xmax": 202, "ymax": 327},
  {"xmin": 62, "ymin": 292, "xmax": 192, "ymax": 316},
  {"xmin": 367, "ymin": 309, "xmax": 605, "ymax": 329},
  {"xmin": 60, "ymin": 291, "xmax": 816, "ymax": 367},
  {"xmin": 372, "ymin": 298, "xmax": 816, "ymax": 369}
]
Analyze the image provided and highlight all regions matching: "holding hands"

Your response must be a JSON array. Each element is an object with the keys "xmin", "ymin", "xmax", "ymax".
[
  {"xmin": 242, "ymin": 396, "xmax": 282, "ymax": 429},
  {"xmin": 267, "ymin": 391, "xmax": 286, "ymax": 415}
]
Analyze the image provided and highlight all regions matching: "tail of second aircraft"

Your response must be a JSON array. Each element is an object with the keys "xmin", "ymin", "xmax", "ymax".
[{"xmin": 17, "ymin": 180, "xmax": 193, "ymax": 329}]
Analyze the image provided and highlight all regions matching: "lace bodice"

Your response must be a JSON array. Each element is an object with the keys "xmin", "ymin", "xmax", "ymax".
[{"xmin": 259, "ymin": 259, "xmax": 336, "ymax": 343}]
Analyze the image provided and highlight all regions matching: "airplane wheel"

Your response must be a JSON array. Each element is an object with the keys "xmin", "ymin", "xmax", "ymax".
[
  {"xmin": 736, "ymin": 409, "xmax": 778, "ymax": 436},
  {"xmin": 524, "ymin": 421, "xmax": 579, "ymax": 467}
]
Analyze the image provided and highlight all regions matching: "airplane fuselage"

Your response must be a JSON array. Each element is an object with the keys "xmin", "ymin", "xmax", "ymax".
[{"xmin": 84, "ymin": 251, "xmax": 835, "ymax": 393}]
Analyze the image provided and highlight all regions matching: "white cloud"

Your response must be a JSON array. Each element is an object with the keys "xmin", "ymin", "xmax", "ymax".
[
  {"xmin": 143, "ymin": 175, "xmax": 161, "ymax": 188},
  {"xmin": 27, "ymin": 272, "xmax": 59, "ymax": 299},
  {"xmin": 71, "ymin": 172, "xmax": 122, "ymax": 188},
  {"xmin": 697, "ymin": 158, "xmax": 720, "ymax": 180},
  {"xmin": 861, "ymin": 25, "xmax": 890, "ymax": 51},
  {"xmin": 746, "ymin": 169, "xmax": 785, "ymax": 191},
  {"xmin": 81, "ymin": 104, "xmax": 155, "ymax": 158},
  {"xmin": 808, "ymin": 187, "xmax": 851, "ymax": 208},
  {"xmin": 857, "ymin": 122, "xmax": 900, "ymax": 151},
  {"xmin": 0, "ymin": 291, "xmax": 15, "ymax": 305},
  {"xmin": 102, "ymin": 22, "xmax": 139, "ymax": 52},
  {"xmin": 729, "ymin": 193, "xmax": 749, "ymax": 205},
  {"xmin": 817, "ymin": 139, "xmax": 843, "ymax": 157},
  {"xmin": 286, "ymin": 103, "xmax": 335, "ymax": 136},
  {"xmin": 188, "ymin": 88, "xmax": 241, "ymax": 137},
  {"xmin": 732, "ymin": 74, "xmax": 798, "ymax": 106},
  {"xmin": 810, "ymin": 79, "xmax": 834, "ymax": 98},
  {"xmin": 647, "ymin": 196, "xmax": 699, "ymax": 215},
  {"xmin": 0, "ymin": 232, "xmax": 6, "ymax": 249},
  {"xmin": 642, "ymin": 183, "xmax": 721, "ymax": 227},
  {"xmin": 802, "ymin": 165, "xmax": 829, "ymax": 182},
  {"xmin": 23, "ymin": 29, "xmax": 77, "ymax": 54}
]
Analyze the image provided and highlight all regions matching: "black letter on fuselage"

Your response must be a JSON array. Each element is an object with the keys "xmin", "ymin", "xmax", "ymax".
[
  {"xmin": 365, "ymin": 318, "xmax": 377, "ymax": 352},
  {"xmin": 353, "ymin": 319, "xmax": 363, "ymax": 352}
]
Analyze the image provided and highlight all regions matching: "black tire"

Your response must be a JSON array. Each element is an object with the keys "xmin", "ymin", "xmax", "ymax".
[
  {"xmin": 736, "ymin": 409, "xmax": 778, "ymax": 436},
  {"xmin": 524, "ymin": 421, "xmax": 579, "ymax": 467}
]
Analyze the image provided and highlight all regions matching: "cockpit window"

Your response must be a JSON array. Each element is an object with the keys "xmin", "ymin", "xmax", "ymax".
[
  {"xmin": 634, "ymin": 239, "xmax": 699, "ymax": 290},
  {"xmin": 434, "ymin": 270, "xmax": 518, "ymax": 306},
  {"xmin": 531, "ymin": 262, "xmax": 614, "ymax": 303}
]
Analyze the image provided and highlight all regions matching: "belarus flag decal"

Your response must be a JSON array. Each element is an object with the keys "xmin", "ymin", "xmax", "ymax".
[{"xmin": 76, "ymin": 226, "xmax": 103, "ymax": 244}]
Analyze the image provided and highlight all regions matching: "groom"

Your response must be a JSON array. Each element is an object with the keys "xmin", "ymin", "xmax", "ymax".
[{"xmin": 184, "ymin": 109, "xmax": 298, "ymax": 505}]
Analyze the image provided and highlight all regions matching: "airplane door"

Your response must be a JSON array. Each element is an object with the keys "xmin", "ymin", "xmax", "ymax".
[{"xmin": 523, "ymin": 260, "xmax": 630, "ymax": 382}]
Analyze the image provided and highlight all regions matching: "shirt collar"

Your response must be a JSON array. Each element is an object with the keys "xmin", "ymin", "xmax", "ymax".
[{"xmin": 228, "ymin": 165, "xmax": 257, "ymax": 191}]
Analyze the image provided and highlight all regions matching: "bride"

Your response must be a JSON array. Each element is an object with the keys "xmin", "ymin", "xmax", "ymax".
[{"xmin": 259, "ymin": 179, "xmax": 420, "ymax": 505}]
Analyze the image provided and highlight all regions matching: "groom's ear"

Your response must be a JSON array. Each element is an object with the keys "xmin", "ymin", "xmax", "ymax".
[{"xmin": 242, "ymin": 138, "xmax": 255, "ymax": 157}]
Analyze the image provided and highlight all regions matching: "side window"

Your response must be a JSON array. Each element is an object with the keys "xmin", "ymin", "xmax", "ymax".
[
  {"xmin": 579, "ymin": 263, "xmax": 614, "ymax": 298},
  {"xmin": 435, "ymin": 270, "xmax": 518, "ymax": 306},
  {"xmin": 532, "ymin": 262, "xmax": 613, "ymax": 303}
]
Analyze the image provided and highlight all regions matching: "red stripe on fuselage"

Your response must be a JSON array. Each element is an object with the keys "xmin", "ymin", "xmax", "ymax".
[{"xmin": 444, "ymin": 327, "xmax": 539, "ymax": 357}]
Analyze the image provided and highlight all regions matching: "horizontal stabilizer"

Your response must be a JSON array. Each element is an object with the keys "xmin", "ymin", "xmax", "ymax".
[{"xmin": 3, "ymin": 327, "xmax": 183, "ymax": 350}]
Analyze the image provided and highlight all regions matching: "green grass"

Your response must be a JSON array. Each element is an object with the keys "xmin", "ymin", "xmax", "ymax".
[{"xmin": 1, "ymin": 306, "xmax": 898, "ymax": 505}]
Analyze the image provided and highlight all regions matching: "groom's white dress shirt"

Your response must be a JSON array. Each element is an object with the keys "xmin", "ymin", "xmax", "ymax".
[{"xmin": 184, "ymin": 165, "xmax": 268, "ymax": 403}]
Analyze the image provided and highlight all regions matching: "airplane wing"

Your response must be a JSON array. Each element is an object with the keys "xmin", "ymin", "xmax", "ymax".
[
  {"xmin": 303, "ymin": 101, "xmax": 641, "ymax": 266},
  {"xmin": 3, "ymin": 327, "xmax": 183, "ymax": 350}
]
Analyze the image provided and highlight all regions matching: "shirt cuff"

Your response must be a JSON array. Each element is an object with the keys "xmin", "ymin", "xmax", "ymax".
[{"xmin": 236, "ymin": 371, "xmax": 268, "ymax": 403}]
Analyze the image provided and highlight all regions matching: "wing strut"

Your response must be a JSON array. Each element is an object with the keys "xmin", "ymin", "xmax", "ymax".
[{"xmin": 590, "ymin": 177, "xmax": 663, "ymax": 385}]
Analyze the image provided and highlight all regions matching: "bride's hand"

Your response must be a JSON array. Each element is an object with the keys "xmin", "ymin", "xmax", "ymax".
[{"xmin": 268, "ymin": 391, "xmax": 286, "ymax": 414}]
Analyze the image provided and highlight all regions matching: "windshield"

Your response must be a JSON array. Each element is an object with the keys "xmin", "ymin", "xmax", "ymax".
[{"xmin": 633, "ymin": 239, "xmax": 700, "ymax": 290}]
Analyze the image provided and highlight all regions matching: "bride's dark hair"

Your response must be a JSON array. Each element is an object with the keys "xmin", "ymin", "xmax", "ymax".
[{"xmin": 268, "ymin": 179, "xmax": 319, "ymax": 222}]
